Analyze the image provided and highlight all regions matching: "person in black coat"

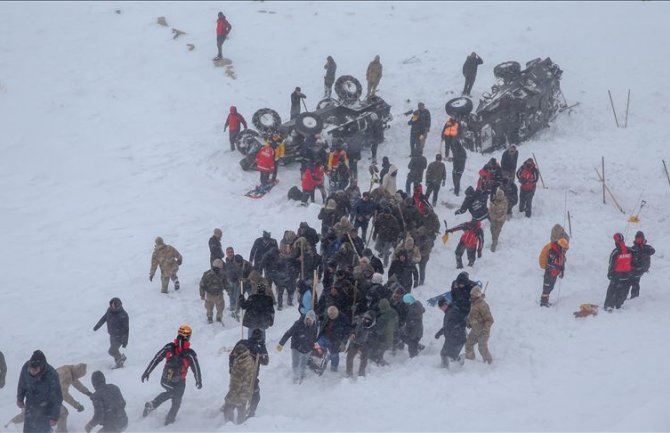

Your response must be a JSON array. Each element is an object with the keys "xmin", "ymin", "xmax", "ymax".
[
  {"xmin": 400, "ymin": 294, "xmax": 425, "ymax": 358},
  {"xmin": 249, "ymin": 231, "xmax": 279, "ymax": 274},
  {"xmin": 630, "ymin": 231, "xmax": 655, "ymax": 299},
  {"xmin": 388, "ymin": 251, "xmax": 418, "ymax": 293},
  {"xmin": 435, "ymin": 299, "xmax": 467, "ymax": 368},
  {"xmin": 229, "ymin": 330, "xmax": 269, "ymax": 418},
  {"xmin": 353, "ymin": 192, "xmax": 377, "ymax": 240},
  {"xmin": 277, "ymin": 311, "xmax": 318, "ymax": 384},
  {"xmin": 85, "ymin": 371, "xmax": 127, "ymax": 433},
  {"xmin": 455, "ymin": 186, "xmax": 489, "ymax": 221},
  {"xmin": 500, "ymin": 145, "xmax": 519, "ymax": 180},
  {"xmin": 379, "ymin": 156, "xmax": 391, "ymax": 183},
  {"xmin": 362, "ymin": 248, "xmax": 384, "ymax": 274},
  {"xmin": 406, "ymin": 150, "xmax": 428, "ymax": 195},
  {"xmin": 209, "ymin": 228, "xmax": 224, "ymax": 266},
  {"xmin": 17, "ymin": 351, "xmax": 63, "ymax": 433},
  {"xmin": 297, "ymin": 222, "xmax": 320, "ymax": 251},
  {"xmin": 462, "ymin": 52, "xmax": 483, "ymax": 96},
  {"xmin": 93, "ymin": 298, "xmax": 129, "ymax": 368},
  {"xmin": 500, "ymin": 177, "xmax": 518, "ymax": 215},
  {"xmin": 450, "ymin": 271, "xmax": 478, "ymax": 315},
  {"xmin": 444, "ymin": 130, "xmax": 467, "ymax": 196},
  {"xmin": 316, "ymin": 306, "xmax": 351, "ymax": 372},
  {"xmin": 239, "ymin": 282, "xmax": 275, "ymax": 341},
  {"xmin": 407, "ymin": 103, "xmax": 431, "ymax": 157},
  {"xmin": 290, "ymin": 87, "xmax": 306, "ymax": 120}
]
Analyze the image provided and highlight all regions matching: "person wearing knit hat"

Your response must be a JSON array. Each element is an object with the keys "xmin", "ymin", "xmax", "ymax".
[
  {"xmin": 17, "ymin": 350, "xmax": 63, "ymax": 433},
  {"xmin": 209, "ymin": 228, "xmax": 224, "ymax": 266},
  {"xmin": 315, "ymin": 306, "xmax": 349, "ymax": 373},
  {"xmin": 465, "ymin": 286, "xmax": 494, "ymax": 364},
  {"xmin": 199, "ymin": 258, "xmax": 228, "ymax": 324},
  {"xmin": 630, "ymin": 231, "xmax": 655, "ymax": 299},
  {"xmin": 277, "ymin": 310, "xmax": 318, "ymax": 384},
  {"xmin": 435, "ymin": 296, "xmax": 467, "ymax": 369},
  {"xmin": 400, "ymin": 294, "xmax": 425, "ymax": 358}
]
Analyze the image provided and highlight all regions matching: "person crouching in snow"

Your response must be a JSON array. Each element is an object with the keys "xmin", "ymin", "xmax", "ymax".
[
  {"xmin": 445, "ymin": 220, "xmax": 484, "ymax": 269},
  {"xmin": 276, "ymin": 310, "xmax": 318, "ymax": 384}
]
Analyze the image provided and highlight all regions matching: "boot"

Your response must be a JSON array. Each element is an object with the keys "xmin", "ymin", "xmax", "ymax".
[
  {"xmin": 143, "ymin": 401, "xmax": 155, "ymax": 417},
  {"xmin": 174, "ymin": 279, "xmax": 180, "ymax": 291},
  {"xmin": 235, "ymin": 405, "xmax": 247, "ymax": 425},
  {"xmin": 456, "ymin": 258, "xmax": 464, "ymax": 269},
  {"xmin": 221, "ymin": 403, "xmax": 235, "ymax": 424},
  {"xmin": 115, "ymin": 354, "xmax": 126, "ymax": 368},
  {"xmin": 540, "ymin": 294, "xmax": 551, "ymax": 307},
  {"xmin": 441, "ymin": 355, "xmax": 450, "ymax": 369},
  {"xmin": 207, "ymin": 317, "xmax": 213, "ymax": 324}
]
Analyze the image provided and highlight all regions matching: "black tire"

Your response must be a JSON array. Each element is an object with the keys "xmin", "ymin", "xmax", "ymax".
[
  {"xmin": 334, "ymin": 75, "xmax": 363, "ymax": 104},
  {"xmin": 316, "ymin": 98, "xmax": 339, "ymax": 110},
  {"xmin": 493, "ymin": 61, "xmax": 521, "ymax": 82},
  {"xmin": 239, "ymin": 153, "xmax": 256, "ymax": 171},
  {"xmin": 294, "ymin": 112, "xmax": 324, "ymax": 136},
  {"xmin": 252, "ymin": 108, "xmax": 282, "ymax": 134},
  {"xmin": 235, "ymin": 129, "xmax": 263, "ymax": 155},
  {"xmin": 445, "ymin": 97, "xmax": 473, "ymax": 117}
]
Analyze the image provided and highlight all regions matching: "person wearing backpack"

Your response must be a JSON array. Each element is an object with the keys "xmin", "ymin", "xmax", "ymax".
[
  {"xmin": 539, "ymin": 238, "xmax": 568, "ymax": 307},
  {"xmin": 445, "ymin": 220, "xmax": 484, "ymax": 269},
  {"xmin": 630, "ymin": 231, "xmax": 655, "ymax": 299},
  {"xmin": 604, "ymin": 233, "xmax": 633, "ymax": 311}
]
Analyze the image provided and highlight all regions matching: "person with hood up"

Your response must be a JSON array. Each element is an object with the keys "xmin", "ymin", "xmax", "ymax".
[
  {"xmin": 488, "ymin": 189, "xmax": 508, "ymax": 252},
  {"xmin": 435, "ymin": 298, "xmax": 467, "ymax": 368},
  {"xmin": 149, "ymin": 237, "xmax": 182, "ymax": 293},
  {"xmin": 604, "ymin": 233, "xmax": 633, "ymax": 311},
  {"xmin": 379, "ymin": 156, "xmax": 391, "ymax": 183},
  {"xmin": 324, "ymin": 56, "xmax": 337, "ymax": 98},
  {"xmin": 540, "ymin": 238, "xmax": 568, "ymax": 307},
  {"xmin": 366, "ymin": 55, "xmax": 383, "ymax": 99},
  {"xmin": 229, "ymin": 330, "xmax": 269, "ymax": 419},
  {"xmin": 223, "ymin": 106, "xmax": 247, "ymax": 151},
  {"xmin": 346, "ymin": 311, "xmax": 376, "ymax": 377},
  {"xmin": 630, "ymin": 231, "xmax": 655, "ymax": 299},
  {"xmin": 255, "ymin": 141, "xmax": 276, "ymax": 187},
  {"xmin": 388, "ymin": 251, "xmax": 419, "ymax": 293},
  {"xmin": 214, "ymin": 12, "xmax": 232, "ymax": 61},
  {"xmin": 85, "ymin": 371, "xmax": 127, "ymax": 433},
  {"xmin": 239, "ymin": 281, "xmax": 275, "ymax": 341},
  {"xmin": 93, "ymin": 298, "xmax": 129, "ymax": 369},
  {"xmin": 465, "ymin": 286, "xmax": 494, "ymax": 364},
  {"xmin": 370, "ymin": 298, "xmax": 398, "ymax": 365},
  {"xmin": 449, "ymin": 271, "xmax": 478, "ymax": 316},
  {"xmin": 277, "ymin": 310, "xmax": 319, "ymax": 384},
  {"xmin": 372, "ymin": 207, "xmax": 401, "ymax": 266},
  {"xmin": 516, "ymin": 158, "xmax": 539, "ymax": 218},
  {"xmin": 141, "ymin": 326, "xmax": 202, "ymax": 426},
  {"xmin": 56, "ymin": 363, "xmax": 92, "ymax": 433},
  {"xmin": 400, "ymin": 294, "xmax": 425, "ymax": 358},
  {"xmin": 17, "ymin": 350, "xmax": 63, "ymax": 433},
  {"xmin": 290, "ymin": 87, "xmax": 307, "ymax": 120},
  {"xmin": 209, "ymin": 228, "xmax": 224, "ymax": 266}
]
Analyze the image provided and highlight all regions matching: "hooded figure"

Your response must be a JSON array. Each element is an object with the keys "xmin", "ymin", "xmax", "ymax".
[
  {"xmin": 222, "ymin": 344, "xmax": 256, "ymax": 424},
  {"xmin": 366, "ymin": 55, "xmax": 383, "ymax": 98},
  {"xmin": 93, "ymin": 297, "xmax": 129, "ymax": 368},
  {"xmin": 630, "ymin": 231, "xmax": 655, "ymax": 299},
  {"xmin": 324, "ymin": 56, "xmax": 337, "ymax": 98},
  {"xmin": 488, "ymin": 189, "xmax": 508, "ymax": 252},
  {"xmin": 604, "ymin": 233, "xmax": 633, "ymax": 311},
  {"xmin": 381, "ymin": 164, "xmax": 398, "ymax": 194},
  {"xmin": 85, "ymin": 371, "xmax": 127, "ymax": 433},
  {"xmin": 56, "ymin": 363, "xmax": 92, "ymax": 433}
]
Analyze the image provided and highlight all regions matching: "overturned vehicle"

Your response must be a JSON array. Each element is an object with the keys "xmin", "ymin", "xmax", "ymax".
[
  {"xmin": 444, "ymin": 57, "xmax": 572, "ymax": 153},
  {"xmin": 235, "ymin": 75, "xmax": 392, "ymax": 171}
]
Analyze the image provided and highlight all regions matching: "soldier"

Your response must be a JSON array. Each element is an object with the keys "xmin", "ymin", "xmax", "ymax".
[
  {"xmin": 199, "ymin": 258, "xmax": 228, "ymax": 324},
  {"xmin": 464, "ymin": 286, "xmax": 494, "ymax": 364},
  {"xmin": 366, "ymin": 55, "xmax": 383, "ymax": 99},
  {"xmin": 222, "ymin": 343, "xmax": 256, "ymax": 424},
  {"xmin": 462, "ymin": 52, "xmax": 483, "ymax": 96},
  {"xmin": 290, "ymin": 87, "xmax": 306, "ymax": 120},
  {"xmin": 209, "ymin": 228, "xmax": 224, "ymax": 266},
  {"xmin": 425, "ymin": 154, "xmax": 447, "ymax": 207},
  {"xmin": 93, "ymin": 298, "xmax": 129, "ymax": 368},
  {"xmin": 227, "ymin": 330, "xmax": 268, "ymax": 419},
  {"xmin": 324, "ymin": 56, "xmax": 337, "ymax": 98},
  {"xmin": 488, "ymin": 189, "xmax": 508, "ymax": 252},
  {"xmin": 56, "ymin": 364, "xmax": 92, "ymax": 433},
  {"xmin": 84, "ymin": 371, "xmax": 127, "ymax": 433},
  {"xmin": 141, "ymin": 326, "xmax": 202, "ymax": 426},
  {"xmin": 17, "ymin": 350, "xmax": 63, "ymax": 433},
  {"xmin": 149, "ymin": 237, "xmax": 182, "ymax": 293}
]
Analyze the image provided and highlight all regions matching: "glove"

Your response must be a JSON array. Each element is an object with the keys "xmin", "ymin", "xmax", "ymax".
[
  {"xmin": 477, "ymin": 250, "xmax": 482, "ymax": 258},
  {"xmin": 122, "ymin": 342, "xmax": 127, "ymax": 348},
  {"xmin": 196, "ymin": 382, "xmax": 202, "ymax": 390},
  {"xmin": 442, "ymin": 181, "xmax": 446, "ymax": 187},
  {"xmin": 149, "ymin": 274, "xmax": 154, "ymax": 282},
  {"xmin": 76, "ymin": 404, "xmax": 85, "ymax": 413},
  {"xmin": 434, "ymin": 330, "xmax": 442, "ymax": 340},
  {"xmin": 84, "ymin": 391, "xmax": 93, "ymax": 397},
  {"xmin": 16, "ymin": 400, "xmax": 24, "ymax": 409},
  {"xmin": 455, "ymin": 209, "xmax": 465, "ymax": 215},
  {"xmin": 276, "ymin": 344, "xmax": 284, "ymax": 352},
  {"xmin": 141, "ymin": 373, "xmax": 150, "ymax": 383},
  {"xmin": 177, "ymin": 257, "xmax": 183, "ymax": 265},
  {"xmin": 85, "ymin": 423, "xmax": 93, "ymax": 433},
  {"xmin": 559, "ymin": 271, "xmax": 564, "ymax": 279}
]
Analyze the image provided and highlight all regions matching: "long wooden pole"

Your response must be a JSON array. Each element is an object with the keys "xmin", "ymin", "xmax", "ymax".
[
  {"xmin": 594, "ymin": 167, "xmax": 625, "ymax": 213},
  {"xmin": 602, "ymin": 156, "xmax": 606, "ymax": 204},
  {"xmin": 663, "ymin": 160, "xmax": 670, "ymax": 189},
  {"xmin": 567, "ymin": 211, "xmax": 573, "ymax": 237},
  {"xmin": 532, "ymin": 153, "xmax": 547, "ymax": 189},
  {"xmin": 624, "ymin": 89, "xmax": 630, "ymax": 128},
  {"xmin": 312, "ymin": 270, "xmax": 318, "ymax": 311},
  {"xmin": 608, "ymin": 90, "xmax": 620, "ymax": 127}
]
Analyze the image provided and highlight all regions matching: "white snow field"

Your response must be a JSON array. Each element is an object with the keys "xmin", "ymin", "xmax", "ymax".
[{"xmin": 1, "ymin": 1, "xmax": 669, "ymax": 432}]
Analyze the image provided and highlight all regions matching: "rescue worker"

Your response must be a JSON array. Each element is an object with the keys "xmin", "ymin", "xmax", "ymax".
[
  {"xmin": 366, "ymin": 55, "xmax": 383, "ymax": 99},
  {"xmin": 464, "ymin": 286, "xmax": 494, "ymax": 364},
  {"xmin": 199, "ymin": 258, "xmax": 228, "ymax": 324},
  {"xmin": 290, "ymin": 87, "xmax": 306, "ymax": 120},
  {"xmin": 630, "ymin": 231, "xmax": 655, "ymax": 299},
  {"xmin": 255, "ymin": 141, "xmax": 276, "ymax": 187},
  {"xmin": 268, "ymin": 132, "xmax": 285, "ymax": 183},
  {"xmin": 462, "ymin": 52, "xmax": 483, "ymax": 96},
  {"xmin": 141, "ymin": 326, "xmax": 202, "ymax": 426},
  {"xmin": 488, "ymin": 189, "xmax": 508, "ymax": 252},
  {"xmin": 425, "ymin": 153, "xmax": 447, "ymax": 207},
  {"xmin": 214, "ymin": 12, "xmax": 232, "ymax": 61},
  {"xmin": 516, "ymin": 158, "xmax": 539, "ymax": 218},
  {"xmin": 445, "ymin": 220, "xmax": 484, "ymax": 269},
  {"xmin": 149, "ymin": 237, "xmax": 182, "ymax": 293},
  {"xmin": 223, "ymin": 106, "xmax": 247, "ymax": 151},
  {"xmin": 56, "ymin": 364, "xmax": 92, "ymax": 433},
  {"xmin": 443, "ymin": 116, "xmax": 466, "ymax": 196},
  {"xmin": 540, "ymin": 238, "xmax": 568, "ymax": 307},
  {"xmin": 324, "ymin": 56, "xmax": 337, "ymax": 98},
  {"xmin": 604, "ymin": 233, "xmax": 633, "ymax": 311}
]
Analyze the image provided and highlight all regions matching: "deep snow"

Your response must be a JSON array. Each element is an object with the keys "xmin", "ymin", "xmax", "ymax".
[{"xmin": 1, "ymin": 1, "xmax": 669, "ymax": 432}]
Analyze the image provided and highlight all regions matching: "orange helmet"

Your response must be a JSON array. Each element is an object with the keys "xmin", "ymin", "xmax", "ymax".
[{"xmin": 177, "ymin": 325, "xmax": 192, "ymax": 338}]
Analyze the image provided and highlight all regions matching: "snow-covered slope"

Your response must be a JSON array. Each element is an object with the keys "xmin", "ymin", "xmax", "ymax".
[{"xmin": 1, "ymin": 1, "xmax": 669, "ymax": 431}]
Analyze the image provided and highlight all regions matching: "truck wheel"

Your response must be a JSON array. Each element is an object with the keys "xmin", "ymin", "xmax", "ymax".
[
  {"xmin": 445, "ymin": 97, "xmax": 473, "ymax": 117},
  {"xmin": 317, "ymin": 98, "xmax": 339, "ymax": 110},
  {"xmin": 239, "ymin": 153, "xmax": 257, "ymax": 171},
  {"xmin": 252, "ymin": 108, "xmax": 282, "ymax": 134},
  {"xmin": 294, "ymin": 112, "xmax": 324, "ymax": 136},
  {"xmin": 493, "ymin": 61, "xmax": 521, "ymax": 82},
  {"xmin": 235, "ymin": 130, "xmax": 263, "ymax": 155},
  {"xmin": 334, "ymin": 75, "xmax": 363, "ymax": 104}
]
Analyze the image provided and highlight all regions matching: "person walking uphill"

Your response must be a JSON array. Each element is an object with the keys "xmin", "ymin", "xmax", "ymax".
[
  {"xmin": 56, "ymin": 363, "xmax": 92, "ymax": 433},
  {"xmin": 604, "ymin": 233, "xmax": 633, "ymax": 312},
  {"xmin": 150, "ymin": 237, "xmax": 182, "ymax": 293},
  {"xmin": 435, "ymin": 298, "xmax": 467, "ymax": 369},
  {"xmin": 277, "ymin": 310, "xmax": 318, "ymax": 384},
  {"xmin": 228, "ymin": 330, "xmax": 268, "ymax": 420},
  {"xmin": 214, "ymin": 12, "xmax": 232, "ymax": 61},
  {"xmin": 142, "ymin": 326, "xmax": 202, "ymax": 426},
  {"xmin": 239, "ymin": 281, "xmax": 275, "ymax": 341},
  {"xmin": 366, "ymin": 55, "xmax": 383, "ymax": 99},
  {"xmin": 290, "ymin": 87, "xmax": 307, "ymax": 120},
  {"xmin": 224, "ymin": 106, "xmax": 247, "ymax": 152},
  {"xmin": 324, "ymin": 56, "xmax": 337, "ymax": 98},
  {"xmin": 425, "ymin": 154, "xmax": 447, "ymax": 207},
  {"xmin": 443, "ymin": 115, "xmax": 466, "ymax": 196},
  {"xmin": 488, "ymin": 189, "xmax": 508, "ymax": 252},
  {"xmin": 85, "ymin": 371, "xmax": 127, "ymax": 433},
  {"xmin": 462, "ymin": 52, "xmax": 483, "ymax": 96},
  {"xmin": 539, "ymin": 237, "xmax": 568, "ymax": 307},
  {"xmin": 464, "ymin": 286, "xmax": 494, "ymax": 364},
  {"xmin": 222, "ymin": 342, "xmax": 256, "ymax": 425},
  {"xmin": 516, "ymin": 158, "xmax": 539, "ymax": 218},
  {"xmin": 93, "ymin": 297, "xmax": 129, "ymax": 369},
  {"xmin": 209, "ymin": 228, "xmax": 224, "ymax": 266},
  {"xmin": 17, "ymin": 350, "xmax": 63, "ymax": 433},
  {"xmin": 200, "ymin": 259, "xmax": 228, "ymax": 324}
]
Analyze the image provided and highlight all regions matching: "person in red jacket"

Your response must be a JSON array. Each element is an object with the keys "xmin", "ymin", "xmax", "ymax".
[
  {"xmin": 446, "ymin": 220, "xmax": 484, "ymax": 269},
  {"xmin": 516, "ymin": 158, "xmax": 539, "ymax": 218},
  {"xmin": 255, "ymin": 143, "xmax": 275, "ymax": 187},
  {"xmin": 224, "ymin": 106, "xmax": 247, "ymax": 151},
  {"xmin": 313, "ymin": 163, "xmax": 327, "ymax": 203},
  {"xmin": 541, "ymin": 238, "xmax": 568, "ymax": 307},
  {"xmin": 301, "ymin": 163, "xmax": 318, "ymax": 205},
  {"xmin": 604, "ymin": 233, "xmax": 633, "ymax": 311},
  {"xmin": 214, "ymin": 12, "xmax": 232, "ymax": 61}
]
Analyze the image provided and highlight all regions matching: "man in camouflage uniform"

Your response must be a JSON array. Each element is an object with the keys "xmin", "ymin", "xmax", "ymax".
[
  {"xmin": 56, "ymin": 363, "xmax": 93, "ymax": 433},
  {"xmin": 199, "ymin": 259, "xmax": 228, "ymax": 324},
  {"xmin": 366, "ymin": 55, "xmax": 382, "ymax": 99},
  {"xmin": 149, "ymin": 237, "xmax": 183, "ymax": 293},
  {"xmin": 465, "ymin": 286, "xmax": 494, "ymax": 364},
  {"xmin": 488, "ymin": 189, "xmax": 508, "ymax": 252},
  {"xmin": 222, "ymin": 343, "xmax": 257, "ymax": 424}
]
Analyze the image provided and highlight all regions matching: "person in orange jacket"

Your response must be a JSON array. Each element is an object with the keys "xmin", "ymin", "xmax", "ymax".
[
  {"xmin": 255, "ymin": 143, "xmax": 276, "ymax": 187},
  {"xmin": 224, "ymin": 106, "xmax": 247, "ymax": 151}
]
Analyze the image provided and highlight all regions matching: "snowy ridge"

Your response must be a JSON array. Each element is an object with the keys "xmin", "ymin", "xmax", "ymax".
[{"xmin": 1, "ymin": 1, "xmax": 669, "ymax": 432}]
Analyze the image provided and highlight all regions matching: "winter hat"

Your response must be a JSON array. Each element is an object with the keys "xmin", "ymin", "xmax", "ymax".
[
  {"xmin": 327, "ymin": 306, "xmax": 340, "ymax": 320},
  {"xmin": 262, "ymin": 231, "xmax": 271, "ymax": 239},
  {"xmin": 438, "ymin": 297, "xmax": 449, "ymax": 308},
  {"xmin": 155, "ymin": 236, "xmax": 164, "ymax": 245},
  {"xmin": 212, "ymin": 258, "xmax": 224, "ymax": 269},
  {"xmin": 635, "ymin": 231, "xmax": 646, "ymax": 244},
  {"xmin": 251, "ymin": 329, "xmax": 264, "ymax": 342},
  {"xmin": 109, "ymin": 297, "xmax": 122, "ymax": 308},
  {"xmin": 456, "ymin": 271, "xmax": 470, "ymax": 285},
  {"xmin": 362, "ymin": 248, "xmax": 373, "ymax": 258},
  {"xmin": 613, "ymin": 233, "xmax": 624, "ymax": 244},
  {"xmin": 371, "ymin": 273, "xmax": 384, "ymax": 284},
  {"xmin": 91, "ymin": 370, "xmax": 106, "ymax": 389},
  {"xmin": 213, "ymin": 228, "xmax": 223, "ymax": 237},
  {"xmin": 29, "ymin": 350, "xmax": 46, "ymax": 369},
  {"xmin": 465, "ymin": 186, "xmax": 475, "ymax": 196},
  {"xmin": 470, "ymin": 286, "xmax": 483, "ymax": 298},
  {"xmin": 402, "ymin": 294, "xmax": 416, "ymax": 305},
  {"xmin": 305, "ymin": 310, "xmax": 317, "ymax": 325},
  {"xmin": 218, "ymin": 12, "xmax": 224, "ymax": 18},
  {"xmin": 326, "ymin": 199, "xmax": 337, "ymax": 210}
]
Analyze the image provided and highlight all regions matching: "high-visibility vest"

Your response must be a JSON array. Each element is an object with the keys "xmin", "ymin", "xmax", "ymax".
[
  {"xmin": 613, "ymin": 245, "xmax": 633, "ymax": 273},
  {"xmin": 443, "ymin": 121, "xmax": 459, "ymax": 137}
]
